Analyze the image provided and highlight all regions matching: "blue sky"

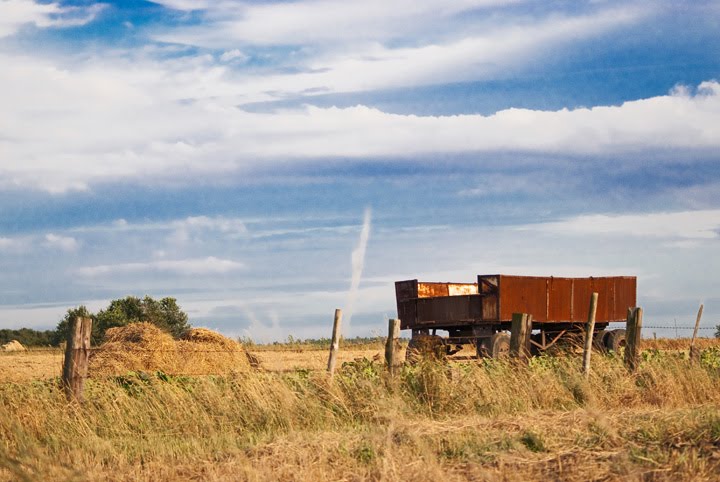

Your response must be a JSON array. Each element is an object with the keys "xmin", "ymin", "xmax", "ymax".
[{"xmin": 0, "ymin": 0, "xmax": 719, "ymax": 341}]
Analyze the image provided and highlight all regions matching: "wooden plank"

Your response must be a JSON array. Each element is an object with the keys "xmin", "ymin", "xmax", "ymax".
[
  {"xmin": 385, "ymin": 318, "xmax": 401, "ymax": 375},
  {"xmin": 624, "ymin": 307, "xmax": 643, "ymax": 372},
  {"xmin": 689, "ymin": 304, "xmax": 704, "ymax": 362},
  {"xmin": 62, "ymin": 316, "xmax": 92, "ymax": 402},
  {"xmin": 326, "ymin": 309, "xmax": 343, "ymax": 379},
  {"xmin": 582, "ymin": 292, "xmax": 599, "ymax": 378},
  {"xmin": 509, "ymin": 312, "xmax": 532, "ymax": 363}
]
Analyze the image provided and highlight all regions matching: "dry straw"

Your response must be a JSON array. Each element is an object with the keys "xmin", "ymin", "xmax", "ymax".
[
  {"xmin": 177, "ymin": 327, "xmax": 250, "ymax": 374},
  {"xmin": 90, "ymin": 323, "xmax": 250, "ymax": 376},
  {"xmin": 1, "ymin": 340, "xmax": 27, "ymax": 352}
]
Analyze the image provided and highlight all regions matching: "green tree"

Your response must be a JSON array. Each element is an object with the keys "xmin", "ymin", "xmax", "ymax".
[
  {"xmin": 53, "ymin": 306, "xmax": 94, "ymax": 345},
  {"xmin": 55, "ymin": 296, "xmax": 190, "ymax": 344},
  {"xmin": 95, "ymin": 296, "xmax": 190, "ymax": 340},
  {"xmin": 0, "ymin": 328, "xmax": 57, "ymax": 347}
]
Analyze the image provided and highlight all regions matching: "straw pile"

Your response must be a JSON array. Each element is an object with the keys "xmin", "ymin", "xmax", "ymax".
[
  {"xmin": 177, "ymin": 328, "xmax": 250, "ymax": 374},
  {"xmin": 90, "ymin": 323, "xmax": 250, "ymax": 376},
  {"xmin": 90, "ymin": 323, "xmax": 178, "ymax": 375},
  {"xmin": 1, "ymin": 340, "xmax": 27, "ymax": 352}
]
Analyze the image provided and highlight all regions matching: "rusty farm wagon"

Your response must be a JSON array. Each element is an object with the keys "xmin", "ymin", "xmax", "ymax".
[{"xmin": 395, "ymin": 275, "xmax": 637, "ymax": 358}]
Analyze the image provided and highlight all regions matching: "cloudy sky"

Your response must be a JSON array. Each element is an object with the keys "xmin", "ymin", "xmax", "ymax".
[{"xmin": 0, "ymin": 0, "xmax": 719, "ymax": 341}]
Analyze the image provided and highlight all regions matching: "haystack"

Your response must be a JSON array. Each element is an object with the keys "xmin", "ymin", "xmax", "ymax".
[
  {"xmin": 90, "ymin": 323, "xmax": 179, "ymax": 375},
  {"xmin": 177, "ymin": 328, "xmax": 250, "ymax": 374},
  {"xmin": 1, "ymin": 340, "xmax": 27, "ymax": 352}
]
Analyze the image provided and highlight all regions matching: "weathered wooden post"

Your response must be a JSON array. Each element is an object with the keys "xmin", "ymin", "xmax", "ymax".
[
  {"xmin": 385, "ymin": 318, "xmax": 401, "ymax": 375},
  {"xmin": 624, "ymin": 307, "xmax": 643, "ymax": 372},
  {"xmin": 510, "ymin": 313, "xmax": 532, "ymax": 363},
  {"xmin": 582, "ymin": 292, "xmax": 599, "ymax": 378},
  {"xmin": 62, "ymin": 316, "xmax": 92, "ymax": 402},
  {"xmin": 326, "ymin": 309, "xmax": 343, "ymax": 378},
  {"xmin": 689, "ymin": 304, "xmax": 704, "ymax": 362}
]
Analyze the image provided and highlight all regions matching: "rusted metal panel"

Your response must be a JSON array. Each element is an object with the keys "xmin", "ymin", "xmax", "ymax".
[
  {"xmin": 614, "ymin": 276, "xmax": 637, "ymax": 320},
  {"xmin": 571, "ymin": 278, "xmax": 591, "ymax": 322},
  {"xmin": 497, "ymin": 275, "xmax": 550, "ymax": 322},
  {"xmin": 417, "ymin": 282, "xmax": 448, "ymax": 298},
  {"xmin": 490, "ymin": 274, "xmax": 636, "ymax": 323},
  {"xmin": 447, "ymin": 283, "xmax": 478, "ymax": 296},
  {"xmin": 415, "ymin": 295, "xmax": 482, "ymax": 326},
  {"xmin": 591, "ymin": 277, "xmax": 611, "ymax": 322},
  {"xmin": 395, "ymin": 280, "xmax": 418, "ymax": 302},
  {"xmin": 478, "ymin": 275, "xmax": 499, "ymax": 321},
  {"xmin": 397, "ymin": 299, "xmax": 417, "ymax": 330},
  {"xmin": 416, "ymin": 282, "xmax": 476, "ymax": 298},
  {"xmin": 548, "ymin": 277, "xmax": 573, "ymax": 321},
  {"xmin": 395, "ymin": 280, "xmax": 418, "ymax": 330}
]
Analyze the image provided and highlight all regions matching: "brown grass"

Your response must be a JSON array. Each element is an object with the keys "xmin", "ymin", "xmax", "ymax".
[
  {"xmin": 641, "ymin": 336, "xmax": 720, "ymax": 351},
  {"xmin": 0, "ymin": 349, "xmax": 63, "ymax": 382},
  {"xmin": 1, "ymin": 351, "xmax": 719, "ymax": 481}
]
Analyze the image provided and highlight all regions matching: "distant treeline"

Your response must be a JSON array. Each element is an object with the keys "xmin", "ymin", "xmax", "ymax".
[{"xmin": 0, "ymin": 328, "xmax": 61, "ymax": 347}]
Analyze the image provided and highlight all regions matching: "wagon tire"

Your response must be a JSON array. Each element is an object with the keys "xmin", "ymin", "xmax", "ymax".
[
  {"xmin": 604, "ymin": 329, "xmax": 626, "ymax": 353},
  {"xmin": 480, "ymin": 332, "xmax": 510, "ymax": 359},
  {"xmin": 592, "ymin": 330, "xmax": 608, "ymax": 353}
]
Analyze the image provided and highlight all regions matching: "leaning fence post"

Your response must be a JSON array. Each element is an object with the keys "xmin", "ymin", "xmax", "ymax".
[
  {"xmin": 624, "ymin": 307, "xmax": 643, "ymax": 372},
  {"xmin": 582, "ymin": 292, "xmax": 599, "ymax": 378},
  {"xmin": 326, "ymin": 309, "xmax": 343, "ymax": 378},
  {"xmin": 689, "ymin": 304, "xmax": 704, "ymax": 362},
  {"xmin": 385, "ymin": 318, "xmax": 401, "ymax": 375},
  {"xmin": 510, "ymin": 313, "xmax": 532, "ymax": 363},
  {"xmin": 62, "ymin": 316, "xmax": 92, "ymax": 402}
]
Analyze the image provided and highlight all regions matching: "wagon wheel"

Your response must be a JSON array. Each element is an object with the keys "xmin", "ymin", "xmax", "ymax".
[
  {"xmin": 592, "ymin": 330, "xmax": 608, "ymax": 353},
  {"xmin": 478, "ymin": 332, "xmax": 510, "ymax": 359},
  {"xmin": 405, "ymin": 335, "xmax": 445, "ymax": 363},
  {"xmin": 604, "ymin": 329, "xmax": 626, "ymax": 353}
]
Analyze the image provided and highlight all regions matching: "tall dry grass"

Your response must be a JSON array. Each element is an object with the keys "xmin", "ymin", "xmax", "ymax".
[{"xmin": 1, "ymin": 351, "xmax": 719, "ymax": 481}]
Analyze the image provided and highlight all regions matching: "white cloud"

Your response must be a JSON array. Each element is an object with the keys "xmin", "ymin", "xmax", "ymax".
[
  {"xmin": 1, "ymin": 70, "xmax": 719, "ymax": 192},
  {"xmin": 153, "ymin": 0, "xmax": 526, "ymax": 46},
  {"xmin": 44, "ymin": 233, "xmax": 79, "ymax": 252},
  {"xmin": 77, "ymin": 256, "xmax": 245, "ymax": 277},
  {"xmin": 0, "ymin": 237, "xmax": 17, "ymax": 249},
  {"xmin": 219, "ymin": 49, "xmax": 247, "ymax": 63},
  {"xmin": 153, "ymin": 6, "xmax": 644, "ymax": 98},
  {"xmin": 170, "ymin": 216, "xmax": 248, "ymax": 243},
  {"xmin": 520, "ymin": 210, "xmax": 720, "ymax": 240},
  {"xmin": 0, "ymin": 0, "xmax": 105, "ymax": 38}
]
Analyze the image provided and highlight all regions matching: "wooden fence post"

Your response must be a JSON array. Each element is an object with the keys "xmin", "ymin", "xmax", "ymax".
[
  {"xmin": 689, "ymin": 304, "xmax": 704, "ymax": 362},
  {"xmin": 624, "ymin": 307, "xmax": 643, "ymax": 372},
  {"xmin": 62, "ymin": 316, "xmax": 92, "ymax": 402},
  {"xmin": 326, "ymin": 309, "xmax": 343, "ymax": 378},
  {"xmin": 385, "ymin": 318, "xmax": 401, "ymax": 375},
  {"xmin": 510, "ymin": 313, "xmax": 532, "ymax": 363},
  {"xmin": 582, "ymin": 292, "xmax": 599, "ymax": 378}
]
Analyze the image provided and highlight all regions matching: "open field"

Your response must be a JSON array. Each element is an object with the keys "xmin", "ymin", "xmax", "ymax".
[
  {"xmin": 1, "ymin": 339, "xmax": 720, "ymax": 480},
  {"xmin": 3, "ymin": 337, "xmax": 719, "ymax": 382}
]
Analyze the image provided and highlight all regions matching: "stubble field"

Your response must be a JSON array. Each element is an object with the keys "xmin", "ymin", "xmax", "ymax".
[{"xmin": 1, "ymin": 338, "xmax": 720, "ymax": 481}]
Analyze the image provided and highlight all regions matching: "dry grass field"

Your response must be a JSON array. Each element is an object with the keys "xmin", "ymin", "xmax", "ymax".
[{"xmin": 1, "ymin": 337, "xmax": 720, "ymax": 481}]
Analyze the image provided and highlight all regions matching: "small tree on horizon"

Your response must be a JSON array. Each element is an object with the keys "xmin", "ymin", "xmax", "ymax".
[
  {"xmin": 55, "ymin": 296, "xmax": 190, "ymax": 344},
  {"xmin": 53, "ymin": 305, "xmax": 94, "ymax": 345}
]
